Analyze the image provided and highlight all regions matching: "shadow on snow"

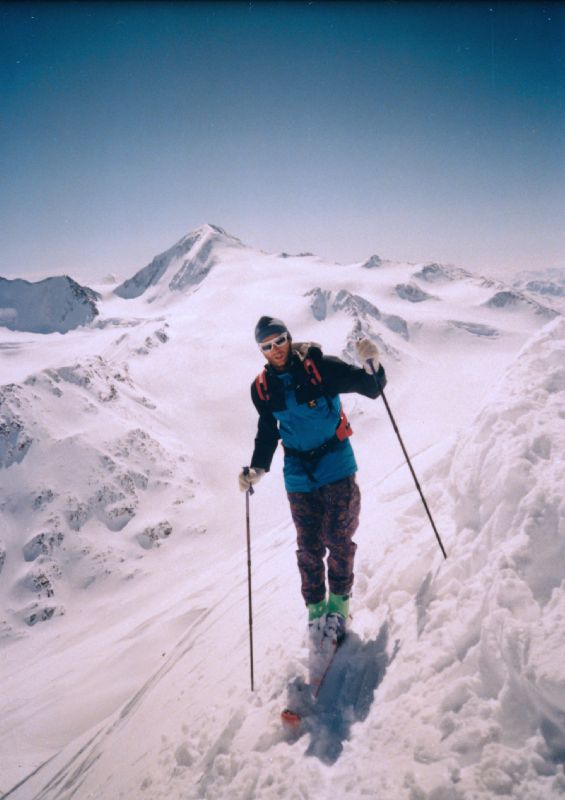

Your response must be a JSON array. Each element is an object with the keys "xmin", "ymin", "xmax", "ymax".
[{"xmin": 283, "ymin": 621, "xmax": 394, "ymax": 765}]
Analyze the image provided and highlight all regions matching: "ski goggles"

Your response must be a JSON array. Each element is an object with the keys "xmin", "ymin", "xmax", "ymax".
[{"xmin": 259, "ymin": 332, "xmax": 290, "ymax": 353}]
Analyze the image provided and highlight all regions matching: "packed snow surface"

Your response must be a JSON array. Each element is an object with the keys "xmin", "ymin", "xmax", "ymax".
[{"xmin": 1, "ymin": 225, "xmax": 564, "ymax": 799}]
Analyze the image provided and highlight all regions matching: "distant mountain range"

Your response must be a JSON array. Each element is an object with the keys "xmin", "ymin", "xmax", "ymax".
[{"xmin": 0, "ymin": 224, "xmax": 563, "ymax": 334}]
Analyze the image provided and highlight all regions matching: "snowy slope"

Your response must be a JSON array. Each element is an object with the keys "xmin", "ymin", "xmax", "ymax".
[{"xmin": 1, "ymin": 227, "xmax": 564, "ymax": 799}]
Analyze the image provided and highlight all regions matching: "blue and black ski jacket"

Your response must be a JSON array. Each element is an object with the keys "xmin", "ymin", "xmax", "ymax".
[{"xmin": 249, "ymin": 343, "xmax": 387, "ymax": 492}]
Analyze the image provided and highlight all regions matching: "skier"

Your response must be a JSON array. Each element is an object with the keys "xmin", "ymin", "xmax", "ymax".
[{"xmin": 239, "ymin": 316, "xmax": 387, "ymax": 644}]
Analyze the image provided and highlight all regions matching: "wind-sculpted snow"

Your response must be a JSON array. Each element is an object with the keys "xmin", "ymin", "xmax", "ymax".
[
  {"xmin": 357, "ymin": 317, "xmax": 565, "ymax": 798},
  {"xmin": 0, "ymin": 275, "xmax": 99, "ymax": 333},
  {"xmin": 446, "ymin": 318, "xmax": 565, "ymax": 596}
]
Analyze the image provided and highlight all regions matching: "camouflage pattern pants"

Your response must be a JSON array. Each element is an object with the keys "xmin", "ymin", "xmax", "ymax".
[{"xmin": 287, "ymin": 474, "xmax": 361, "ymax": 605}]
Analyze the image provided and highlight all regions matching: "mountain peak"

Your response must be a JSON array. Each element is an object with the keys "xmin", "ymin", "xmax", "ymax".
[
  {"xmin": 181, "ymin": 223, "xmax": 241, "ymax": 243},
  {"xmin": 114, "ymin": 224, "xmax": 245, "ymax": 300}
]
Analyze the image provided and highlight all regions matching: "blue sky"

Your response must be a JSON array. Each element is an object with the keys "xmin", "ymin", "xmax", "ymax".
[{"xmin": 1, "ymin": 1, "xmax": 563, "ymax": 281}]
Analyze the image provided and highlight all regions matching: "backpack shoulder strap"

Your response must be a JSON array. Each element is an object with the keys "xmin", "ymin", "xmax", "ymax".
[
  {"xmin": 255, "ymin": 368, "xmax": 270, "ymax": 402},
  {"xmin": 303, "ymin": 356, "xmax": 323, "ymax": 387}
]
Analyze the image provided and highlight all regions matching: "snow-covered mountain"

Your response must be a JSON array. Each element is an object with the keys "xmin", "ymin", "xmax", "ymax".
[
  {"xmin": 513, "ymin": 268, "xmax": 565, "ymax": 315},
  {"xmin": 0, "ymin": 275, "xmax": 100, "ymax": 334},
  {"xmin": 485, "ymin": 289, "xmax": 559, "ymax": 319},
  {"xmin": 1, "ymin": 227, "xmax": 564, "ymax": 799},
  {"xmin": 114, "ymin": 223, "xmax": 246, "ymax": 300}
]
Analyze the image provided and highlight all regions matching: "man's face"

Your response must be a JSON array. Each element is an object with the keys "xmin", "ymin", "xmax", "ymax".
[{"xmin": 260, "ymin": 331, "xmax": 291, "ymax": 370}]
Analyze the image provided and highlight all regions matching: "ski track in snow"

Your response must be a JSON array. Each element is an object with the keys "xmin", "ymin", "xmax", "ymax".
[{"xmin": 1, "ymin": 231, "xmax": 565, "ymax": 799}]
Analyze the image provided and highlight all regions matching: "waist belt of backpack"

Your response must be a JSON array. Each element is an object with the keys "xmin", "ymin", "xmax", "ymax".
[
  {"xmin": 283, "ymin": 407, "xmax": 352, "ymax": 478},
  {"xmin": 283, "ymin": 434, "xmax": 340, "ymax": 463},
  {"xmin": 283, "ymin": 435, "xmax": 341, "ymax": 483}
]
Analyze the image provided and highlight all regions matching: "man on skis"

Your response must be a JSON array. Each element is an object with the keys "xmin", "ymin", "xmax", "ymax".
[{"xmin": 239, "ymin": 316, "xmax": 387, "ymax": 644}]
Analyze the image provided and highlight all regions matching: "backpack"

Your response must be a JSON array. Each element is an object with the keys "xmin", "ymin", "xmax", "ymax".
[{"xmin": 254, "ymin": 356, "xmax": 352, "ymax": 442}]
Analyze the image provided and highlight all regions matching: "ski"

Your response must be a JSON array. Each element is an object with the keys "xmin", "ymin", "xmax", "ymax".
[{"xmin": 281, "ymin": 618, "xmax": 344, "ymax": 728}]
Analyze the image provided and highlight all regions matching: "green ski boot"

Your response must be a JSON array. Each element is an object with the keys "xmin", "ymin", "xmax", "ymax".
[{"xmin": 325, "ymin": 593, "xmax": 349, "ymax": 643}]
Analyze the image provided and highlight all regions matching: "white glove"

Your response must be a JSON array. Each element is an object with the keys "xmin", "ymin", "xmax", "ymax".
[
  {"xmin": 355, "ymin": 338, "xmax": 380, "ymax": 373},
  {"xmin": 238, "ymin": 467, "xmax": 265, "ymax": 493}
]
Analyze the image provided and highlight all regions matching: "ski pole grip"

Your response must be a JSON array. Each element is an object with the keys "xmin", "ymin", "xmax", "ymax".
[{"xmin": 243, "ymin": 466, "xmax": 255, "ymax": 496}]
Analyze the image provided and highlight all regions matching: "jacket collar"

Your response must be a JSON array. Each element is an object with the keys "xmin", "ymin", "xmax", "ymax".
[{"xmin": 265, "ymin": 342, "xmax": 323, "ymax": 379}]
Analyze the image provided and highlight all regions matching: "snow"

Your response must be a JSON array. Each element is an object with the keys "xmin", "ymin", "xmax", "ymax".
[{"xmin": 1, "ymin": 226, "xmax": 564, "ymax": 799}]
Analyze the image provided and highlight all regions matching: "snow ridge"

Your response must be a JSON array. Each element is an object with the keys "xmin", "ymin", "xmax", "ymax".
[{"xmin": 368, "ymin": 318, "xmax": 565, "ymax": 798}]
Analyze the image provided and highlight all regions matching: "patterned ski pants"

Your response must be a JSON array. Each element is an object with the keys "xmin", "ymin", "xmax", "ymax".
[{"xmin": 287, "ymin": 474, "xmax": 361, "ymax": 605}]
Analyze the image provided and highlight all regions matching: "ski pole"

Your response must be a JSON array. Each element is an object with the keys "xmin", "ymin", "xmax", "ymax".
[
  {"xmin": 369, "ymin": 362, "xmax": 447, "ymax": 560},
  {"xmin": 243, "ymin": 467, "xmax": 255, "ymax": 691}
]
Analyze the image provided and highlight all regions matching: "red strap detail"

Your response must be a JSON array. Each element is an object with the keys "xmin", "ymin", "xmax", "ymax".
[
  {"xmin": 336, "ymin": 408, "xmax": 353, "ymax": 441},
  {"xmin": 303, "ymin": 357, "xmax": 322, "ymax": 386},
  {"xmin": 255, "ymin": 369, "xmax": 269, "ymax": 402}
]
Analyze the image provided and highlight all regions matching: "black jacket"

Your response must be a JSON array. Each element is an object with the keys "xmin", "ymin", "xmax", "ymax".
[{"xmin": 249, "ymin": 343, "xmax": 387, "ymax": 472}]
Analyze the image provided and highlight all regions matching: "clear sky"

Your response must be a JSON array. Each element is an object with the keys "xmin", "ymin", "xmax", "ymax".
[{"xmin": 1, "ymin": 1, "xmax": 564, "ymax": 282}]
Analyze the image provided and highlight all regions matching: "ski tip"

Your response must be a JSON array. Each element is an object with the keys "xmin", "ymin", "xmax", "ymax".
[{"xmin": 281, "ymin": 708, "xmax": 302, "ymax": 728}]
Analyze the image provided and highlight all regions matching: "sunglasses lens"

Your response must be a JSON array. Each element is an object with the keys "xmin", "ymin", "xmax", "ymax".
[{"xmin": 260, "ymin": 332, "xmax": 288, "ymax": 352}]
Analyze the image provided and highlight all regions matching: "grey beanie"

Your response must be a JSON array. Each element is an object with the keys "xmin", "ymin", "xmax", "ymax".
[{"xmin": 254, "ymin": 316, "xmax": 289, "ymax": 343}]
